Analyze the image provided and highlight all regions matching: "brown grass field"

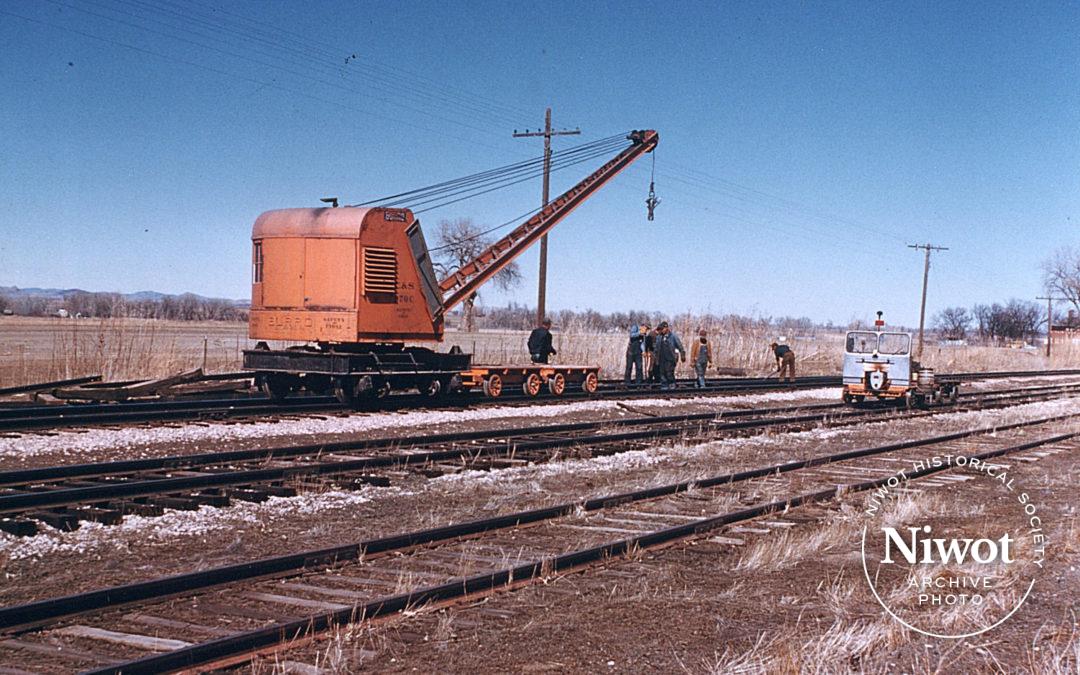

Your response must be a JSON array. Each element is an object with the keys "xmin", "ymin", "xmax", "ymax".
[{"xmin": 1, "ymin": 316, "xmax": 1078, "ymax": 388}]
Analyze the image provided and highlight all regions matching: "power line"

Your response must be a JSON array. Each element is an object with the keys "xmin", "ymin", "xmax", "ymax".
[
  {"xmin": 1036, "ymin": 295, "xmax": 1068, "ymax": 358},
  {"xmin": 44, "ymin": 0, "xmax": 517, "ymax": 139},
  {"xmin": 2, "ymin": 6, "xmax": 526, "ymax": 158},
  {"xmin": 513, "ymin": 107, "xmax": 582, "ymax": 324},
  {"xmin": 908, "ymin": 243, "xmax": 949, "ymax": 359}
]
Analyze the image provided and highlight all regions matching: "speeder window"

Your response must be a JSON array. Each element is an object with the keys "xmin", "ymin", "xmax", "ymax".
[
  {"xmin": 846, "ymin": 331, "xmax": 878, "ymax": 354},
  {"xmin": 878, "ymin": 333, "xmax": 911, "ymax": 355}
]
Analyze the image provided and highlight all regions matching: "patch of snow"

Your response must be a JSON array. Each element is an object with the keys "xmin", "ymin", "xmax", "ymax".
[
  {"xmin": 0, "ymin": 488, "xmax": 390, "ymax": 562},
  {"xmin": 0, "ymin": 389, "xmax": 839, "ymax": 460}
]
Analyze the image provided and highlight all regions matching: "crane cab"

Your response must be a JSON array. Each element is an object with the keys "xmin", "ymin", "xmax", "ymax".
[{"xmin": 248, "ymin": 206, "xmax": 444, "ymax": 344}]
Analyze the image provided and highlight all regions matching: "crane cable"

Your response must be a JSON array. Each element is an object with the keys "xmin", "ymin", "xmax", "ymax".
[{"xmin": 350, "ymin": 133, "xmax": 631, "ymax": 210}]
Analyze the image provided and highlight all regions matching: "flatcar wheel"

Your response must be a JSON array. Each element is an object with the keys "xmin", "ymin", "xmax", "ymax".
[
  {"xmin": 421, "ymin": 378, "xmax": 442, "ymax": 398},
  {"xmin": 333, "ymin": 377, "xmax": 357, "ymax": 407},
  {"xmin": 482, "ymin": 374, "xmax": 503, "ymax": 398},
  {"xmin": 547, "ymin": 373, "xmax": 566, "ymax": 396},
  {"xmin": 580, "ymin": 372, "xmax": 599, "ymax": 395},
  {"xmin": 523, "ymin": 373, "xmax": 543, "ymax": 397},
  {"xmin": 258, "ymin": 374, "xmax": 291, "ymax": 403}
]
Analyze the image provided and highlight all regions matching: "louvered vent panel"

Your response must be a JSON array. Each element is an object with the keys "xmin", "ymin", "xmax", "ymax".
[{"xmin": 363, "ymin": 247, "xmax": 398, "ymax": 295}]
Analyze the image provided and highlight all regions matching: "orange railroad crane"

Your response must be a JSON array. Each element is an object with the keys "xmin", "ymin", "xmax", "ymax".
[{"xmin": 244, "ymin": 130, "xmax": 659, "ymax": 404}]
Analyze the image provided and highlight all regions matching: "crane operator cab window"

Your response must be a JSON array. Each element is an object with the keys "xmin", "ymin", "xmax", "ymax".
[{"xmin": 252, "ymin": 241, "xmax": 264, "ymax": 283}]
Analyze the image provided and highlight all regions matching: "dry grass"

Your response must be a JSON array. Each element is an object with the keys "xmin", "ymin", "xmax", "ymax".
[
  {"xmin": 734, "ymin": 521, "xmax": 847, "ymax": 573},
  {"xmin": 3, "ymin": 315, "xmax": 1079, "ymax": 388},
  {"xmin": 0, "ymin": 316, "xmax": 250, "ymax": 386}
]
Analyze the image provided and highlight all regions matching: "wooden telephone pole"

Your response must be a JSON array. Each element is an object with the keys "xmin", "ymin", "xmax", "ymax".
[
  {"xmin": 908, "ymin": 243, "xmax": 949, "ymax": 359},
  {"xmin": 1036, "ymin": 295, "xmax": 1067, "ymax": 357},
  {"xmin": 513, "ymin": 108, "xmax": 580, "ymax": 324}
]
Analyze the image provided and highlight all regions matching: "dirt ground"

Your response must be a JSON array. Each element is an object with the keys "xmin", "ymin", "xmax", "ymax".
[
  {"xmin": 257, "ymin": 426, "xmax": 1080, "ymax": 674},
  {"xmin": 1, "ymin": 396, "xmax": 1077, "ymax": 648}
]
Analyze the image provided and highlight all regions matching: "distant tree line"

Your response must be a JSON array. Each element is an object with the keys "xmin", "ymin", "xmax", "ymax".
[
  {"xmin": 933, "ymin": 300, "xmax": 1044, "ymax": 343},
  {"xmin": 0, "ymin": 291, "xmax": 247, "ymax": 321},
  {"xmin": 464, "ymin": 302, "xmax": 823, "ymax": 336}
]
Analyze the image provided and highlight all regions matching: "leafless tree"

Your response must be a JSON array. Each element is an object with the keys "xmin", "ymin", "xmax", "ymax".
[
  {"xmin": 1043, "ymin": 245, "xmax": 1080, "ymax": 314},
  {"xmin": 433, "ymin": 218, "xmax": 522, "ymax": 332},
  {"xmin": 972, "ymin": 300, "xmax": 1041, "ymax": 343},
  {"xmin": 933, "ymin": 306, "xmax": 972, "ymax": 339}
]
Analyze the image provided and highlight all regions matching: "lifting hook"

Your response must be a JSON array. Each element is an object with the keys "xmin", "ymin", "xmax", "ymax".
[{"xmin": 645, "ymin": 180, "xmax": 660, "ymax": 221}]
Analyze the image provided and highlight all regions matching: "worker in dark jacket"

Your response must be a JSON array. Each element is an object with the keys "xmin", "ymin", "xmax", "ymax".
[
  {"xmin": 771, "ymin": 339, "xmax": 796, "ymax": 383},
  {"xmin": 528, "ymin": 318, "xmax": 557, "ymax": 364},
  {"xmin": 624, "ymin": 324, "xmax": 644, "ymax": 386},
  {"xmin": 655, "ymin": 321, "xmax": 685, "ymax": 390}
]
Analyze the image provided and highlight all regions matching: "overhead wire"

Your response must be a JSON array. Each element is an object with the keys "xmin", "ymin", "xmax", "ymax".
[
  {"xmin": 409, "ymin": 141, "xmax": 625, "ymax": 213},
  {"xmin": 353, "ymin": 134, "xmax": 626, "ymax": 207},
  {"xmin": 102, "ymin": 0, "xmax": 531, "ymax": 129},
  {"xmin": 41, "ymin": 0, "xmax": 530, "ymax": 139},
  {"xmin": 664, "ymin": 160, "xmax": 907, "ymax": 244},
  {"xmin": 0, "ymin": 6, "xmax": 528, "ymax": 158},
  {"xmin": 171, "ymin": 0, "xmax": 538, "ymax": 123},
  {"xmin": 426, "ymin": 206, "xmax": 544, "ymax": 253}
]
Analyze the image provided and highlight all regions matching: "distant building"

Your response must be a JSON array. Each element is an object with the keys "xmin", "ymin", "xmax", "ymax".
[{"xmin": 1050, "ymin": 310, "xmax": 1080, "ymax": 347}]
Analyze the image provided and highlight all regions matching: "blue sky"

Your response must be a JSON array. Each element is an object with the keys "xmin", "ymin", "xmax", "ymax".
[{"xmin": 2, "ymin": 0, "xmax": 1078, "ymax": 326}]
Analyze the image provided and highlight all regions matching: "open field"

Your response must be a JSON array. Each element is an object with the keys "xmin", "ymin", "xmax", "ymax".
[{"xmin": 2, "ymin": 316, "xmax": 1079, "ymax": 388}]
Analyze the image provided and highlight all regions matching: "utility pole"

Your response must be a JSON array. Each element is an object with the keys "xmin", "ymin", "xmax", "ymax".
[
  {"xmin": 908, "ymin": 243, "xmax": 949, "ymax": 360},
  {"xmin": 1036, "ymin": 295, "xmax": 1067, "ymax": 358},
  {"xmin": 513, "ymin": 108, "xmax": 580, "ymax": 324}
]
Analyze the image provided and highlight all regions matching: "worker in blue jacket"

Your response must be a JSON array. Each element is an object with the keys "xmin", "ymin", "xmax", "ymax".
[
  {"xmin": 655, "ymin": 321, "xmax": 685, "ymax": 389},
  {"xmin": 624, "ymin": 324, "xmax": 645, "ymax": 386}
]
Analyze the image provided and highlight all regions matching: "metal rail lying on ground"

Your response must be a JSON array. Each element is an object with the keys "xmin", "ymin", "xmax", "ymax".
[
  {"xmin": 1, "ymin": 412, "xmax": 1075, "ymax": 671},
  {"xmin": 1, "ymin": 369, "xmax": 1078, "ymax": 432},
  {"xmin": 1, "ymin": 383, "xmax": 1075, "ymax": 530}
]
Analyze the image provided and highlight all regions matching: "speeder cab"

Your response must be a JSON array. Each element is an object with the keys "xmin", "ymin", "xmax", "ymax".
[{"xmin": 841, "ymin": 328, "xmax": 912, "ymax": 402}]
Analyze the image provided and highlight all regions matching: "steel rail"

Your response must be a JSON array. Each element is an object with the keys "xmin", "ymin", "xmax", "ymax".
[
  {"xmin": 1, "ymin": 380, "xmax": 1072, "ymax": 488},
  {"xmin": 2, "ymin": 384, "xmax": 1075, "ymax": 518},
  {"xmin": 1, "ymin": 368, "xmax": 1076, "ymax": 432},
  {"xmin": 2, "ymin": 410, "xmax": 1076, "ymax": 638},
  {"xmin": 106, "ymin": 430, "xmax": 1077, "ymax": 675}
]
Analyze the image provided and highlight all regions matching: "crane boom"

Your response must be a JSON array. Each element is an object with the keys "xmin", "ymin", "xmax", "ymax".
[{"xmin": 436, "ymin": 129, "xmax": 659, "ymax": 315}]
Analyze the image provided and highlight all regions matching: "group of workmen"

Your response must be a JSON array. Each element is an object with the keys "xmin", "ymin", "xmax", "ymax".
[{"xmin": 526, "ymin": 318, "xmax": 797, "ymax": 389}]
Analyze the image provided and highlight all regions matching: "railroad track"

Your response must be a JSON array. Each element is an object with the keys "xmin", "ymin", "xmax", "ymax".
[
  {"xmin": 1, "ymin": 382, "xmax": 1077, "ymax": 536},
  {"xmin": 2, "ymin": 369, "xmax": 1078, "ymax": 433},
  {"xmin": 0, "ymin": 409, "xmax": 1076, "ymax": 673},
  {"xmin": 0, "ymin": 375, "xmax": 842, "ymax": 432}
]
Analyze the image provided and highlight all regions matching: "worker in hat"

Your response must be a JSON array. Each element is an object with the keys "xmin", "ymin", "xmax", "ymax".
[
  {"xmin": 654, "ymin": 321, "xmax": 685, "ymax": 390},
  {"xmin": 691, "ymin": 328, "xmax": 713, "ymax": 388},
  {"xmin": 770, "ymin": 338, "xmax": 796, "ymax": 384},
  {"xmin": 528, "ymin": 318, "xmax": 557, "ymax": 364}
]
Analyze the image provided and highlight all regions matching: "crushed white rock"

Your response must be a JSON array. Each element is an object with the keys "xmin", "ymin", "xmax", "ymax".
[
  {"xmin": 0, "ymin": 388, "xmax": 839, "ymax": 460},
  {"xmin": 0, "ymin": 488, "xmax": 389, "ymax": 562}
]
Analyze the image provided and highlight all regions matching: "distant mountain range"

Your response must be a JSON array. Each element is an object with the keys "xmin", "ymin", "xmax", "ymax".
[{"xmin": 0, "ymin": 286, "xmax": 246, "ymax": 306}]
